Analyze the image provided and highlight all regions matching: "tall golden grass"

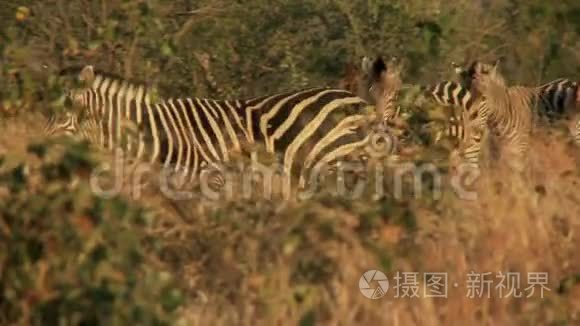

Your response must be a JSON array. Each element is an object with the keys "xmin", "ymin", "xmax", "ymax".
[{"xmin": 2, "ymin": 112, "xmax": 579, "ymax": 325}]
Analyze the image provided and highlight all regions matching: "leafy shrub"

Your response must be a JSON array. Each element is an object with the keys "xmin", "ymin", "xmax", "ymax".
[{"xmin": 0, "ymin": 138, "xmax": 185, "ymax": 325}]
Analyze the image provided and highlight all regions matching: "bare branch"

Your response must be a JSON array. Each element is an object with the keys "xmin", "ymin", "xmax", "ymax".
[
  {"xmin": 172, "ymin": 5, "xmax": 229, "ymax": 42},
  {"xmin": 173, "ymin": 6, "xmax": 227, "ymax": 17}
]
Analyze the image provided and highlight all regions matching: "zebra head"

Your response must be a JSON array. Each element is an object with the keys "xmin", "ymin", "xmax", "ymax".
[
  {"xmin": 360, "ymin": 56, "xmax": 403, "ymax": 123},
  {"xmin": 359, "ymin": 56, "xmax": 412, "ymax": 146},
  {"xmin": 453, "ymin": 59, "xmax": 505, "ymax": 95},
  {"xmin": 471, "ymin": 60, "xmax": 507, "ymax": 97},
  {"xmin": 43, "ymin": 65, "xmax": 97, "ymax": 137},
  {"xmin": 361, "ymin": 56, "xmax": 403, "ymax": 101},
  {"xmin": 451, "ymin": 59, "xmax": 505, "ymax": 88},
  {"xmin": 64, "ymin": 65, "xmax": 96, "ymax": 110},
  {"xmin": 43, "ymin": 111, "xmax": 79, "ymax": 136}
]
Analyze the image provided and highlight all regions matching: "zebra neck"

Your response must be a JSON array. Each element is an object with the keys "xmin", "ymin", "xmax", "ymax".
[{"xmin": 482, "ymin": 82, "xmax": 510, "ymax": 109}]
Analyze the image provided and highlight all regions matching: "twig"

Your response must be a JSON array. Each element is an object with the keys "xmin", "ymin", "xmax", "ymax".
[{"xmin": 173, "ymin": 6, "xmax": 227, "ymax": 17}]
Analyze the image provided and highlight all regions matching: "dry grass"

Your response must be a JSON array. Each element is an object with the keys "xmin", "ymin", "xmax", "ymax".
[{"xmin": 2, "ymin": 112, "xmax": 579, "ymax": 326}]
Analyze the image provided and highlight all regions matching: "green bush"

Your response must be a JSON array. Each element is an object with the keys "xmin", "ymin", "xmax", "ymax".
[
  {"xmin": 1, "ymin": 0, "xmax": 578, "ymax": 118},
  {"xmin": 0, "ymin": 138, "xmax": 184, "ymax": 325}
]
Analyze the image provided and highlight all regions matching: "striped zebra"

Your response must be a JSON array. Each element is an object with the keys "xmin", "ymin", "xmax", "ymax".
[
  {"xmin": 401, "ymin": 61, "xmax": 499, "ymax": 168},
  {"xmin": 434, "ymin": 115, "xmax": 465, "ymax": 143},
  {"xmin": 455, "ymin": 60, "xmax": 579, "ymax": 121},
  {"xmin": 414, "ymin": 80, "xmax": 487, "ymax": 170},
  {"xmin": 535, "ymin": 78, "xmax": 579, "ymax": 134},
  {"xmin": 455, "ymin": 60, "xmax": 580, "ymax": 143},
  {"xmin": 359, "ymin": 56, "xmax": 403, "ymax": 124},
  {"xmin": 44, "ymin": 109, "xmax": 103, "ymax": 145},
  {"xmin": 421, "ymin": 80, "xmax": 473, "ymax": 143},
  {"xmin": 357, "ymin": 55, "xmax": 407, "ymax": 162},
  {"xmin": 425, "ymin": 63, "xmax": 579, "ymax": 165},
  {"xmin": 46, "ymin": 61, "xmax": 398, "ymax": 200},
  {"xmin": 44, "ymin": 111, "xmax": 78, "ymax": 136},
  {"xmin": 454, "ymin": 61, "xmax": 539, "ymax": 172}
]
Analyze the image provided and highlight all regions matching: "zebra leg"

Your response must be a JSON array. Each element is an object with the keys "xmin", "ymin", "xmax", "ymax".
[
  {"xmin": 434, "ymin": 130, "xmax": 444, "ymax": 143},
  {"xmin": 461, "ymin": 126, "xmax": 486, "ymax": 170},
  {"xmin": 504, "ymin": 136, "xmax": 530, "ymax": 174},
  {"xmin": 448, "ymin": 148, "xmax": 462, "ymax": 171}
]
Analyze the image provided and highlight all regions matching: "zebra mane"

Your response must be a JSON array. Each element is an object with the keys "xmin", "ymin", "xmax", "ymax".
[
  {"xmin": 94, "ymin": 73, "xmax": 158, "ymax": 104},
  {"xmin": 59, "ymin": 65, "xmax": 159, "ymax": 103},
  {"xmin": 59, "ymin": 66, "xmax": 151, "ymax": 86}
]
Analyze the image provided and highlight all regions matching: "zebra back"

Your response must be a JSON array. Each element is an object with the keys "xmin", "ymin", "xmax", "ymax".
[
  {"xmin": 422, "ymin": 81, "xmax": 474, "ymax": 111},
  {"xmin": 55, "ymin": 65, "xmax": 385, "ymax": 199},
  {"xmin": 536, "ymin": 78, "xmax": 578, "ymax": 121}
]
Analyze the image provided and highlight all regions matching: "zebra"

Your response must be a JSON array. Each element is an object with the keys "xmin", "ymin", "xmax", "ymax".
[
  {"xmin": 46, "ymin": 60, "xmax": 400, "ymax": 200},
  {"xmin": 44, "ymin": 109, "xmax": 104, "ymax": 145},
  {"xmin": 425, "ymin": 62, "xmax": 579, "ymax": 160},
  {"xmin": 455, "ymin": 60, "xmax": 579, "ymax": 122},
  {"xmin": 357, "ymin": 55, "xmax": 408, "ymax": 162},
  {"xmin": 420, "ymin": 80, "xmax": 473, "ymax": 143},
  {"xmin": 410, "ymin": 79, "xmax": 484, "ymax": 170},
  {"xmin": 44, "ymin": 111, "xmax": 78, "ymax": 136},
  {"xmin": 394, "ymin": 61, "xmax": 500, "ymax": 169},
  {"xmin": 359, "ymin": 56, "xmax": 403, "ymax": 124},
  {"xmin": 434, "ymin": 115, "xmax": 465, "ymax": 143},
  {"xmin": 452, "ymin": 60, "xmax": 540, "ymax": 172},
  {"xmin": 535, "ymin": 78, "xmax": 579, "ymax": 138}
]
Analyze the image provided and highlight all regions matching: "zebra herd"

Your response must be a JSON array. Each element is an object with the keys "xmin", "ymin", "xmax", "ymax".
[
  {"xmin": 44, "ymin": 56, "xmax": 580, "ymax": 200},
  {"xmin": 427, "ymin": 61, "xmax": 579, "ymax": 171}
]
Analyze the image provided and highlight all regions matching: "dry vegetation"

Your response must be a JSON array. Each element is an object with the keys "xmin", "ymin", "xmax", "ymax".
[
  {"xmin": 1, "ymin": 108, "xmax": 579, "ymax": 325},
  {"xmin": 2, "ymin": 0, "xmax": 580, "ymax": 324}
]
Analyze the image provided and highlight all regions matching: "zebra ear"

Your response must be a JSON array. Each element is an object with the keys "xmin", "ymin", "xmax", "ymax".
[
  {"xmin": 79, "ymin": 65, "xmax": 95, "ymax": 84},
  {"xmin": 387, "ymin": 57, "xmax": 403, "ymax": 75},
  {"xmin": 492, "ymin": 58, "xmax": 502, "ymax": 72},
  {"xmin": 361, "ymin": 56, "xmax": 373, "ymax": 74}
]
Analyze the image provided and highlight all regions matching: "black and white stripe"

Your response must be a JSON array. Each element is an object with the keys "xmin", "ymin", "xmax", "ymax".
[
  {"xmin": 44, "ymin": 111, "xmax": 78, "ymax": 136},
  {"xmin": 455, "ymin": 61, "xmax": 534, "ymax": 171},
  {"xmin": 50, "ymin": 65, "xmax": 381, "ymax": 198},
  {"xmin": 422, "ymin": 81, "xmax": 474, "ymax": 143},
  {"xmin": 536, "ymin": 78, "xmax": 579, "ymax": 123},
  {"xmin": 422, "ymin": 61, "xmax": 579, "ymax": 169},
  {"xmin": 359, "ymin": 56, "xmax": 403, "ymax": 124},
  {"xmin": 456, "ymin": 61, "xmax": 579, "ymax": 123}
]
